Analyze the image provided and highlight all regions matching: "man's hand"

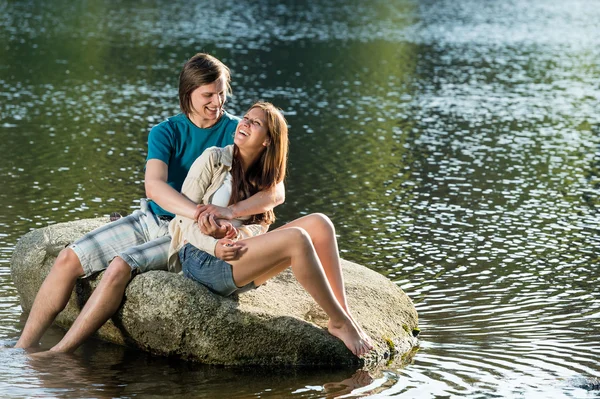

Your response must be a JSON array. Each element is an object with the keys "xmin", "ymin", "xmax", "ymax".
[
  {"xmin": 195, "ymin": 204, "xmax": 233, "ymax": 220},
  {"xmin": 214, "ymin": 238, "xmax": 243, "ymax": 261},
  {"xmin": 197, "ymin": 214, "xmax": 237, "ymax": 239}
]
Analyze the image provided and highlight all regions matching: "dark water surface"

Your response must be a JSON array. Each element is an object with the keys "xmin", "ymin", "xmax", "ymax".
[{"xmin": 1, "ymin": 0, "xmax": 599, "ymax": 397}]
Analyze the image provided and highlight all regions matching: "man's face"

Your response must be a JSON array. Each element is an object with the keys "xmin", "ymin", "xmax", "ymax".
[{"xmin": 189, "ymin": 76, "xmax": 227, "ymax": 128}]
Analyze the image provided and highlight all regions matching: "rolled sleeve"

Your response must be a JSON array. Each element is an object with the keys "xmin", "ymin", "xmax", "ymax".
[
  {"xmin": 176, "ymin": 147, "xmax": 220, "ymax": 255},
  {"xmin": 177, "ymin": 216, "xmax": 219, "ymax": 256},
  {"xmin": 236, "ymin": 223, "xmax": 268, "ymax": 240}
]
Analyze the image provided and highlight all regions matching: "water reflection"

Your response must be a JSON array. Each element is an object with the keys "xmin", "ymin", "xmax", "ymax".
[
  {"xmin": 0, "ymin": 339, "xmax": 383, "ymax": 399},
  {"xmin": 1, "ymin": 0, "xmax": 599, "ymax": 398}
]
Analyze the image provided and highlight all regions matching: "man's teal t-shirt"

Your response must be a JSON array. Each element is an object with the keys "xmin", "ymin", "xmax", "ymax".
[{"xmin": 146, "ymin": 111, "xmax": 239, "ymax": 217}]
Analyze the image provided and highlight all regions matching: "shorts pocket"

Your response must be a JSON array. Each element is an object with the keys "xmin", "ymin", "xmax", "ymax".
[{"xmin": 181, "ymin": 247, "xmax": 216, "ymax": 290}]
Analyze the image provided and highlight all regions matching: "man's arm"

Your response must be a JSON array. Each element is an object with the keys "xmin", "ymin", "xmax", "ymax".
[
  {"xmin": 145, "ymin": 159, "xmax": 199, "ymax": 220},
  {"xmin": 197, "ymin": 180, "xmax": 285, "ymax": 220},
  {"xmin": 230, "ymin": 180, "xmax": 285, "ymax": 218}
]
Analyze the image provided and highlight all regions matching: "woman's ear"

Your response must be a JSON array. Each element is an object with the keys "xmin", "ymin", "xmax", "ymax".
[{"xmin": 263, "ymin": 138, "xmax": 271, "ymax": 147}]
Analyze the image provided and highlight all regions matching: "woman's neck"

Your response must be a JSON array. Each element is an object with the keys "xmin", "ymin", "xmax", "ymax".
[{"xmin": 237, "ymin": 147, "xmax": 260, "ymax": 172}]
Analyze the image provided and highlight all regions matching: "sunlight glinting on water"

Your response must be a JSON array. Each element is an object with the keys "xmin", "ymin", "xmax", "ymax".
[{"xmin": 1, "ymin": 0, "xmax": 599, "ymax": 397}]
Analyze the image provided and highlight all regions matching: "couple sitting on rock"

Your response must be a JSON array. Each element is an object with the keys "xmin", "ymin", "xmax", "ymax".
[{"xmin": 15, "ymin": 53, "xmax": 373, "ymax": 357}]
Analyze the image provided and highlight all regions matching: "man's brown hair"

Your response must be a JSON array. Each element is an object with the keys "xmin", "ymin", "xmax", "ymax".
[{"xmin": 179, "ymin": 53, "xmax": 231, "ymax": 116}]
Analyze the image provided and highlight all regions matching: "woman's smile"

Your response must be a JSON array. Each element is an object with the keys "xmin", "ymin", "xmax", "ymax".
[{"xmin": 234, "ymin": 108, "xmax": 269, "ymax": 149}]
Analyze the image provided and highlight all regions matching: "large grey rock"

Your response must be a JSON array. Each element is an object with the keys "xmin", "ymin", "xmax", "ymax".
[{"xmin": 11, "ymin": 219, "xmax": 420, "ymax": 367}]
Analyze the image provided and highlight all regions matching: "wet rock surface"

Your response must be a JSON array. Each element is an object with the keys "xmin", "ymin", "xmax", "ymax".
[{"xmin": 11, "ymin": 218, "xmax": 419, "ymax": 367}]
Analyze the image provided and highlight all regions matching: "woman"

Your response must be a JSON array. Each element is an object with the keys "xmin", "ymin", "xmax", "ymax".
[{"xmin": 169, "ymin": 102, "xmax": 373, "ymax": 357}]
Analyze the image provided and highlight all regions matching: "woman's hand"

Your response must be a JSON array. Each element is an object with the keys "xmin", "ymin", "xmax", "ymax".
[
  {"xmin": 219, "ymin": 220, "xmax": 238, "ymax": 239},
  {"xmin": 215, "ymin": 238, "xmax": 243, "ymax": 261}
]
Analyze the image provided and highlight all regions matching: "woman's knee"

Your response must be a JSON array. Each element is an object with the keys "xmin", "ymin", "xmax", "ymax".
[
  {"xmin": 286, "ymin": 227, "xmax": 313, "ymax": 252},
  {"xmin": 52, "ymin": 248, "xmax": 84, "ymax": 280},
  {"xmin": 307, "ymin": 213, "xmax": 335, "ymax": 235}
]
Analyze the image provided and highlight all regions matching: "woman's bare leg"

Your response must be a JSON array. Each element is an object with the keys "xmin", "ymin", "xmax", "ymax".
[
  {"xmin": 229, "ymin": 227, "xmax": 370, "ymax": 356},
  {"xmin": 274, "ymin": 214, "xmax": 372, "ymax": 344},
  {"xmin": 274, "ymin": 214, "xmax": 347, "ymax": 306}
]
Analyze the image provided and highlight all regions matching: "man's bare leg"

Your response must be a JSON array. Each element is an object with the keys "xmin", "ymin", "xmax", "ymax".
[
  {"xmin": 15, "ymin": 248, "xmax": 84, "ymax": 348},
  {"xmin": 47, "ymin": 257, "xmax": 132, "ymax": 353}
]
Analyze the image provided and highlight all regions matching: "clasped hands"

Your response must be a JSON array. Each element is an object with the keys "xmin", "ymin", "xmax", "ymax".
[{"xmin": 193, "ymin": 204, "xmax": 245, "ymax": 261}]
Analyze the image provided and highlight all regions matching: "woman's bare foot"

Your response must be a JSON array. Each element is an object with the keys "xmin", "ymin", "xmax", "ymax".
[
  {"xmin": 345, "ymin": 312, "xmax": 374, "ymax": 347},
  {"xmin": 327, "ymin": 319, "xmax": 371, "ymax": 356}
]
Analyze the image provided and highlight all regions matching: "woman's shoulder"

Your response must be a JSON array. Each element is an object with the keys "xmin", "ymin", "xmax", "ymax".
[
  {"xmin": 187, "ymin": 145, "xmax": 233, "ymax": 177},
  {"xmin": 195, "ymin": 145, "xmax": 233, "ymax": 166},
  {"xmin": 204, "ymin": 144, "xmax": 233, "ymax": 156}
]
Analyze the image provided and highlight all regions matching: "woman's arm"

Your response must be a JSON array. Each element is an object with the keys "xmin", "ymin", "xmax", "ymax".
[
  {"xmin": 236, "ymin": 223, "xmax": 269, "ymax": 240},
  {"xmin": 211, "ymin": 222, "xmax": 268, "ymax": 261},
  {"xmin": 174, "ymin": 148, "xmax": 267, "ymax": 258},
  {"xmin": 174, "ymin": 149, "xmax": 223, "ymax": 255}
]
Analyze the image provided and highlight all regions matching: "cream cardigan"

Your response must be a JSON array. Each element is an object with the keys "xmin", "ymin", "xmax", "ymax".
[{"xmin": 167, "ymin": 145, "xmax": 267, "ymax": 273}]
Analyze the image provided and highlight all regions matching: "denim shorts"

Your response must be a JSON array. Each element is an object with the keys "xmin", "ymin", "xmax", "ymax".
[{"xmin": 179, "ymin": 243, "xmax": 255, "ymax": 297}]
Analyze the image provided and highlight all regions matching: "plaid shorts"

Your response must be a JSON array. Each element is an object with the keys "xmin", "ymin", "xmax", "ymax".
[{"xmin": 69, "ymin": 200, "xmax": 172, "ymax": 278}]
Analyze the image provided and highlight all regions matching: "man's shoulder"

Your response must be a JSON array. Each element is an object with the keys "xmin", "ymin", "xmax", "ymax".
[
  {"xmin": 155, "ymin": 112, "xmax": 237, "ymax": 133},
  {"xmin": 164, "ymin": 113, "xmax": 191, "ymax": 132},
  {"xmin": 222, "ymin": 110, "xmax": 240, "ymax": 123},
  {"xmin": 150, "ymin": 114, "xmax": 185, "ymax": 136},
  {"xmin": 219, "ymin": 111, "xmax": 240, "ymax": 130}
]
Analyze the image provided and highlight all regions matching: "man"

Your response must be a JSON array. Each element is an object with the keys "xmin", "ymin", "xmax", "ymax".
[{"xmin": 16, "ymin": 53, "xmax": 284, "ymax": 353}]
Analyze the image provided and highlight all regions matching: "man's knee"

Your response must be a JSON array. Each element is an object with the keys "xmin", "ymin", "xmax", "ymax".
[
  {"xmin": 102, "ymin": 257, "xmax": 133, "ymax": 286},
  {"xmin": 52, "ymin": 248, "xmax": 84, "ymax": 280}
]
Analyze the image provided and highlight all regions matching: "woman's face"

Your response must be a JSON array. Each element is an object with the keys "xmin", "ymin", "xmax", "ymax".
[
  {"xmin": 188, "ymin": 76, "xmax": 227, "ymax": 128},
  {"xmin": 234, "ymin": 107, "xmax": 270, "ymax": 152}
]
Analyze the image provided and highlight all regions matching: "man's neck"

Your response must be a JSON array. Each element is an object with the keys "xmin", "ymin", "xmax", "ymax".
[{"xmin": 189, "ymin": 111, "xmax": 223, "ymax": 129}]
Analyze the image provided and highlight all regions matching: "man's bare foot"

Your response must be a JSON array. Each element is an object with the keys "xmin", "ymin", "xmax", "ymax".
[
  {"xmin": 327, "ymin": 319, "xmax": 371, "ymax": 356},
  {"xmin": 27, "ymin": 347, "xmax": 75, "ymax": 360},
  {"xmin": 28, "ymin": 350, "xmax": 58, "ymax": 359},
  {"xmin": 14, "ymin": 336, "xmax": 41, "ymax": 349}
]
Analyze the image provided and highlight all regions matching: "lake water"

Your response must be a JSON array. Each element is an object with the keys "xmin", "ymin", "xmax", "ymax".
[{"xmin": 1, "ymin": 0, "xmax": 599, "ymax": 397}]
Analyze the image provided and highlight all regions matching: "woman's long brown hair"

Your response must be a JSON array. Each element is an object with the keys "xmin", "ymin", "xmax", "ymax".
[{"xmin": 229, "ymin": 102, "xmax": 289, "ymax": 225}]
